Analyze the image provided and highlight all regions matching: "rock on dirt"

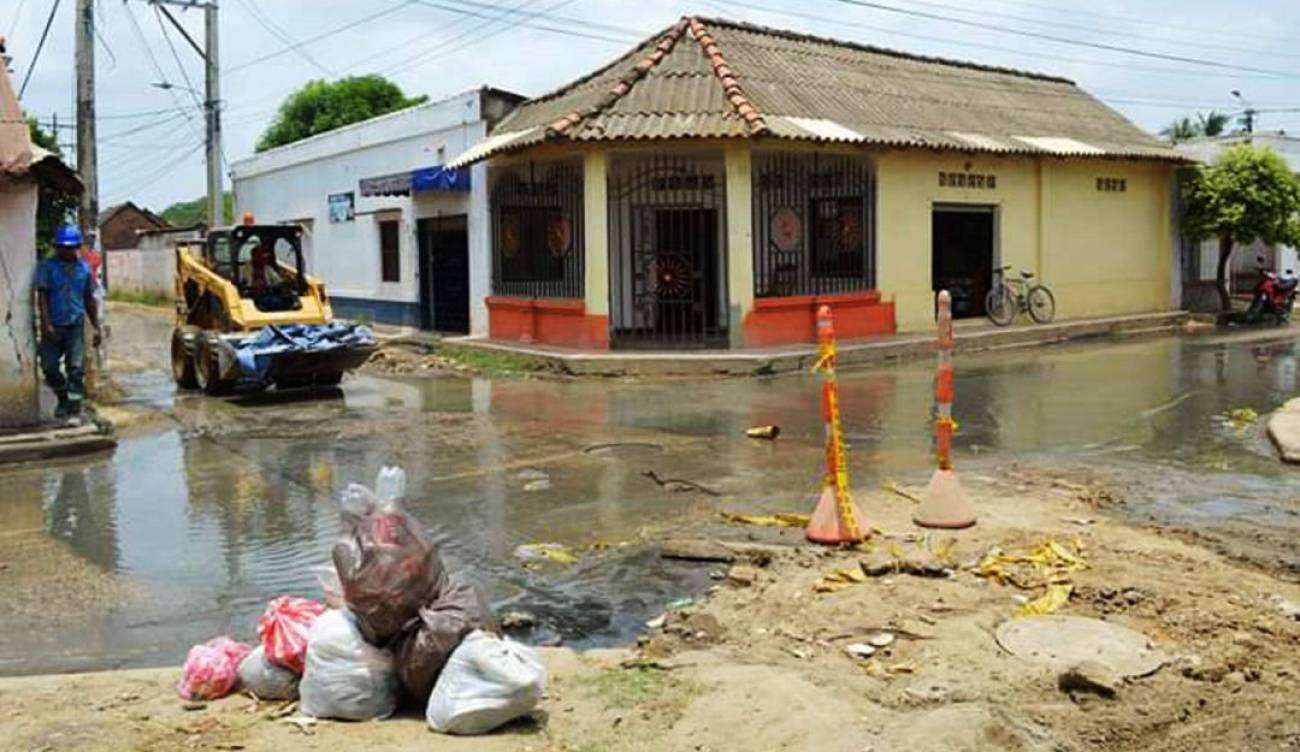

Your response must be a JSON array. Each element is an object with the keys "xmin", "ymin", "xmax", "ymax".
[
  {"xmin": 1058, "ymin": 661, "xmax": 1120, "ymax": 698},
  {"xmin": 726, "ymin": 564, "xmax": 760, "ymax": 587}
]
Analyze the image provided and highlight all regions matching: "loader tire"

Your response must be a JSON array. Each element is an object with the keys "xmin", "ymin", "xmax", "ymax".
[
  {"xmin": 315, "ymin": 371, "xmax": 344, "ymax": 388},
  {"xmin": 171, "ymin": 328, "xmax": 198, "ymax": 389},
  {"xmin": 194, "ymin": 337, "xmax": 233, "ymax": 396}
]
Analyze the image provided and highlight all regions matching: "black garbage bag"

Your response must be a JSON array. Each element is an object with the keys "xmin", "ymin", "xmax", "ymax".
[
  {"xmin": 332, "ymin": 468, "xmax": 450, "ymax": 646},
  {"xmin": 394, "ymin": 577, "xmax": 497, "ymax": 704}
]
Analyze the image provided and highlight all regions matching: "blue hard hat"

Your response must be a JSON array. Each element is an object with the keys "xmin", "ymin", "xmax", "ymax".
[{"xmin": 54, "ymin": 225, "xmax": 83, "ymax": 248}]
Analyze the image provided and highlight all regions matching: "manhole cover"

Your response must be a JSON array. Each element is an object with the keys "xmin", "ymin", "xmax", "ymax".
[{"xmin": 995, "ymin": 615, "xmax": 1166, "ymax": 677}]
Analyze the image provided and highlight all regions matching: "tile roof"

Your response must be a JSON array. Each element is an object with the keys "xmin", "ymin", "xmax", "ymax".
[{"xmin": 451, "ymin": 16, "xmax": 1183, "ymax": 167}]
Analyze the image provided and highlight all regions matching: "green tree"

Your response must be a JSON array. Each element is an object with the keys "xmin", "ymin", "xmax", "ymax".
[
  {"xmin": 1181, "ymin": 144, "xmax": 1300, "ymax": 311},
  {"xmin": 1161, "ymin": 110, "xmax": 1232, "ymax": 143},
  {"xmin": 160, "ymin": 191, "xmax": 233, "ymax": 226},
  {"xmin": 255, "ymin": 75, "xmax": 427, "ymax": 152},
  {"xmin": 26, "ymin": 117, "xmax": 79, "ymax": 256}
]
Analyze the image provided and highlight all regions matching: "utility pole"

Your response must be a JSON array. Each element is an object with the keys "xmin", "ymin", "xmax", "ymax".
[
  {"xmin": 204, "ymin": 2, "xmax": 221, "ymax": 226},
  {"xmin": 75, "ymin": 0, "xmax": 98, "ymax": 241},
  {"xmin": 150, "ymin": 0, "xmax": 221, "ymax": 226}
]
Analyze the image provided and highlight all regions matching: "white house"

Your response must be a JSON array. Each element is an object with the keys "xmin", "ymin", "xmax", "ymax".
[
  {"xmin": 230, "ymin": 87, "xmax": 523, "ymax": 333},
  {"xmin": 1177, "ymin": 131, "xmax": 1300, "ymax": 304},
  {"xmin": 0, "ymin": 39, "xmax": 80, "ymax": 428}
]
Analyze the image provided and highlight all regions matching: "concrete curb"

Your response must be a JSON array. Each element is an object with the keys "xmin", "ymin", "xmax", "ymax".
[
  {"xmin": 436, "ymin": 311, "xmax": 1191, "ymax": 377},
  {"xmin": 1266, "ymin": 398, "xmax": 1300, "ymax": 464},
  {"xmin": 0, "ymin": 422, "xmax": 118, "ymax": 465}
]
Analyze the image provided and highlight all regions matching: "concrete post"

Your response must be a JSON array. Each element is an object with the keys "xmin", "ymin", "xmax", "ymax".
[
  {"xmin": 724, "ymin": 142, "xmax": 754, "ymax": 348},
  {"xmin": 468, "ymin": 161, "xmax": 491, "ymax": 336},
  {"xmin": 583, "ymin": 150, "xmax": 609, "ymax": 315}
]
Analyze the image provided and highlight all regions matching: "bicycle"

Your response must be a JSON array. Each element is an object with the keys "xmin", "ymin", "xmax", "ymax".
[{"xmin": 985, "ymin": 266, "xmax": 1055, "ymax": 326}]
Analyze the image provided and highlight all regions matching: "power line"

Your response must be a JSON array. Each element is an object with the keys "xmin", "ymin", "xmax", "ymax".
[
  {"xmin": 18, "ymin": 0, "xmax": 61, "ymax": 98},
  {"xmin": 707, "ymin": 0, "xmax": 1287, "ymax": 82},
  {"xmin": 224, "ymin": 0, "xmax": 419, "ymax": 75},
  {"xmin": 231, "ymin": 0, "xmax": 334, "ymax": 76},
  {"xmin": 6, "ymin": 0, "xmax": 30, "ymax": 38},
  {"xmin": 887, "ymin": 0, "xmax": 1300, "ymax": 64},
  {"xmin": 153, "ymin": 5, "xmax": 204, "ymax": 113},
  {"xmin": 827, "ymin": 0, "xmax": 1300, "ymax": 79}
]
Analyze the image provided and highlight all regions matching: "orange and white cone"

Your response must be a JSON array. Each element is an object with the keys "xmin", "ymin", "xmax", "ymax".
[
  {"xmin": 806, "ymin": 306, "xmax": 866, "ymax": 545},
  {"xmin": 914, "ymin": 290, "xmax": 977, "ymax": 529}
]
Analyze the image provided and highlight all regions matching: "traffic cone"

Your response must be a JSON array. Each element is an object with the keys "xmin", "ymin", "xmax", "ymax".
[
  {"xmin": 914, "ymin": 290, "xmax": 976, "ymax": 530},
  {"xmin": 805, "ymin": 306, "xmax": 866, "ymax": 545}
]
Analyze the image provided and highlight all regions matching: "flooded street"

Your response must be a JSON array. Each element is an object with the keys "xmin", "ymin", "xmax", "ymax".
[{"xmin": 2, "ymin": 306, "xmax": 1298, "ymax": 676}]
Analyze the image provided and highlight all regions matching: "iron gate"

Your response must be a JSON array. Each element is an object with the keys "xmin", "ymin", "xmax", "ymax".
[{"xmin": 608, "ymin": 154, "xmax": 727, "ymax": 348}]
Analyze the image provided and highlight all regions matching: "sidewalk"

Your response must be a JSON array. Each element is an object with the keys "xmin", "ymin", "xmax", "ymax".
[{"xmin": 391, "ymin": 310, "xmax": 1190, "ymax": 377}]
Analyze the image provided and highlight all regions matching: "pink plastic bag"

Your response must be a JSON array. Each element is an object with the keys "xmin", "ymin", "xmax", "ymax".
[
  {"xmin": 258, "ymin": 596, "xmax": 327, "ymax": 674},
  {"xmin": 177, "ymin": 636, "xmax": 253, "ymax": 701}
]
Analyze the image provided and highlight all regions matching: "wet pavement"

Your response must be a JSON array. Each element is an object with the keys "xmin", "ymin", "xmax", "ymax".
[{"xmin": 2, "ymin": 308, "xmax": 1298, "ymax": 675}]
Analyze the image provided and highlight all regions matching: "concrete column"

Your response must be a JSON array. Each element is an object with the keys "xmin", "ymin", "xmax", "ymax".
[
  {"xmin": 0, "ymin": 185, "xmax": 41, "ymax": 427},
  {"xmin": 583, "ymin": 150, "xmax": 609, "ymax": 315},
  {"xmin": 724, "ymin": 141, "xmax": 754, "ymax": 348},
  {"xmin": 468, "ymin": 161, "xmax": 491, "ymax": 336}
]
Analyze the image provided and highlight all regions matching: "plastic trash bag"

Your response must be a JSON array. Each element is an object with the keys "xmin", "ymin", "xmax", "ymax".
[
  {"xmin": 426, "ymin": 631, "xmax": 546, "ymax": 735},
  {"xmin": 177, "ymin": 636, "xmax": 253, "ymax": 701},
  {"xmin": 394, "ymin": 577, "xmax": 496, "ymax": 703},
  {"xmin": 238, "ymin": 645, "xmax": 300, "ymax": 700},
  {"xmin": 333, "ymin": 467, "xmax": 449, "ymax": 645},
  {"xmin": 311, "ymin": 563, "xmax": 346, "ymax": 609},
  {"xmin": 257, "ymin": 595, "xmax": 327, "ymax": 674},
  {"xmin": 299, "ymin": 609, "xmax": 399, "ymax": 720}
]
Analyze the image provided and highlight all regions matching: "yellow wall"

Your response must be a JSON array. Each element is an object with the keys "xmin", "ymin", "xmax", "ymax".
[{"xmin": 875, "ymin": 150, "xmax": 1175, "ymax": 332}]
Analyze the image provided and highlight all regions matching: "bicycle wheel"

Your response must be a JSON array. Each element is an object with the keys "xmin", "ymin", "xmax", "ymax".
[
  {"xmin": 1027, "ymin": 285, "xmax": 1056, "ymax": 324},
  {"xmin": 985, "ymin": 286, "xmax": 1016, "ymax": 326}
]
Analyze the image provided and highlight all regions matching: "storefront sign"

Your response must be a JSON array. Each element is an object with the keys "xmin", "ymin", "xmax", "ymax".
[
  {"xmin": 1096, "ymin": 177, "xmax": 1127, "ymax": 192},
  {"xmin": 938, "ymin": 172, "xmax": 997, "ymax": 189},
  {"xmin": 327, "ymin": 192, "xmax": 355, "ymax": 222}
]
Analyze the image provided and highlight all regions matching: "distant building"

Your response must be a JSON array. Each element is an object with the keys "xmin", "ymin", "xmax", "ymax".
[
  {"xmin": 230, "ymin": 88, "xmax": 524, "ymax": 333},
  {"xmin": 451, "ymin": 16, "xmax": 1186, "ymax": 350},
  {"xmin": 0, "ymin": 39, "xmax": 81, "ymax": 427},
  {"xmin": 1176, "ymin": 131, "xmax": 1300, "ymax": 307},
  {"xmin": 98, "ymin": 201, "xmax": 170, "ymax": 251},
  {"xmin": 105, "ymin": 223, "xmax": 206, "ymax": 300}
]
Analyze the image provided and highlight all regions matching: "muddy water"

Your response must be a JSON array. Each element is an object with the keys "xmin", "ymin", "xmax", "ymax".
[{"xmin": 2, "ymin": 318, "xmax": 1299, "ymax": 675}]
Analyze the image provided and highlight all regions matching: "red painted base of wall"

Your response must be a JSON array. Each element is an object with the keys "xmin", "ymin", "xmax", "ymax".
[
  {"xmin": 487, "ymin": 297, "xmax": 609, "ymax": 350},
  {"xmin": 742, "ymin": 291, "xmax": 896, "ymax": 347}
]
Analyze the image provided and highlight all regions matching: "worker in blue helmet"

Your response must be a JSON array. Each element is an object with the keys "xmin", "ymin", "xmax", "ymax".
[{"xmin": 35, "ymin": 224, "xmax": 102, "ymax": 419}]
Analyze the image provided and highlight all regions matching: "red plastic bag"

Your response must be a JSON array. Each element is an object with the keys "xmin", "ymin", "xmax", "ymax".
[
  {"xmin": 177, "ymin": 636, "xmax": 253, "ymax": 701},
  {"xmin": 257, "ymin": 596, "xmax": 327, "ymax": 674}
]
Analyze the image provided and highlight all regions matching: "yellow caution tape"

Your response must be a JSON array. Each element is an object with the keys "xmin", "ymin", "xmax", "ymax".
[
  {"xmin": 719, "ymin": 512, "xmax": 811, "ymax": 528},
  {"xmin": 973, "ymin": 538, "xmax": 1088, "ymax": 617}
]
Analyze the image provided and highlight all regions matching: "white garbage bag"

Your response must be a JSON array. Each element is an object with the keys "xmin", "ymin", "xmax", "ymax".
[
  {"xmin": 237, "ymin": 645, "xmax": 299, "ymax": 701},
  {"xmin": 299, "ymin": 609, "xmax": 399, "ymax": 720},
  {"xmin": 426, "ymin": 630, "xmax": 546, "ymax": 735}
]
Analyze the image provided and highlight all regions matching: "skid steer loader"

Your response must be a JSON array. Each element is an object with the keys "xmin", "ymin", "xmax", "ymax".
[{"xmin": 170, "ymin": 216, "xmax": 376, "ymax": 395}]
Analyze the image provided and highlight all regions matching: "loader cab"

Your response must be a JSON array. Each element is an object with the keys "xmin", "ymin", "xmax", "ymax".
[{"xmin": 207, "ymin": 225, "xmax": 308, "ymax": 313}]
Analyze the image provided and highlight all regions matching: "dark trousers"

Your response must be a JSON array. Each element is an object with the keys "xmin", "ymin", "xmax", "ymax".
[{"xmin": 39, "ymin": 322, "xmax": 86, "ymax": 403}]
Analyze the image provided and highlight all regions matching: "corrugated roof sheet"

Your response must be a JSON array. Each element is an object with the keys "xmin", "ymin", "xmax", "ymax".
[{"xmin": 450, "ymin": 15, "xmax": 1182, "ymax": 167}]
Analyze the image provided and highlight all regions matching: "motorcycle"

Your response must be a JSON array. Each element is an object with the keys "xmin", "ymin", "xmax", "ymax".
[{"xmin": 1239, "ymin": 255, "xmax": 1298, "ymax": 325}]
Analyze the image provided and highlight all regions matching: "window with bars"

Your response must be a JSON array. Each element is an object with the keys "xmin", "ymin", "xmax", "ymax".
[
  {"xmin": 379, "ymin": 219, "xmax": 401, "ymax": 282},
  {"xmin": 752, "ymin": 152, "xmax": 875, "ymax": 297},
  {"xmin": 490, "ymin": 160, "xmax": 584, "ymax": 298}
]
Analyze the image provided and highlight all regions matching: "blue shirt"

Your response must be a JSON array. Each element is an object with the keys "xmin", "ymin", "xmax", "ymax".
[{"xmin": 35, "ymin": 257, "xmax": 95, "ymax": 327}]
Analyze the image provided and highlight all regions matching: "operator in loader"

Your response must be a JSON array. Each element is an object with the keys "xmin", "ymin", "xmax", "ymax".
[
  {"xmin": 35, "ymin": 225, "xmax": 102, "ymax": 419},
  {"xmin": 240, "ymin": 242, "xmax": 284, "ymax": 297}
]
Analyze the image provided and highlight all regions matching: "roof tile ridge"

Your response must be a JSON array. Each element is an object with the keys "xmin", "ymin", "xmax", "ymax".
[
  {"xmin": 546, "ymin": 19, "xmax": 691, "ymax": 139},
  {"xmin": 687, "ymin": 16, "xmax": 769, "ymax": 136}
]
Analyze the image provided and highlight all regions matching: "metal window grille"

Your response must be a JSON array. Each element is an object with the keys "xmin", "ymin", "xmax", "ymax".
[
  {"xmin": 490, "ymin": 160, "xmax": 584, "ymax": 298},
  {"xmin": 608, "ymin": 153, "xmax": 729, "ymax": 349},
  {"xmin": 752, "ymin": 152, "xmax": 876, "ymax": 297}
]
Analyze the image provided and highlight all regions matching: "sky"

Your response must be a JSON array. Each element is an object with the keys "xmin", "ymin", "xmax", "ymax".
[{"xmin": 6, "ymin": 0, "xmax": 1300, "ymax": 213}]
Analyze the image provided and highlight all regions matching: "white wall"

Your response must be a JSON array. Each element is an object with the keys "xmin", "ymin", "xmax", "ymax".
[
  {"xmin": 231, "ymin": 91, "xmax": 490, "ymax": 331},
  {"xmin": 0, "ymin": 178, "xmax": 40, "ymax": 428}
]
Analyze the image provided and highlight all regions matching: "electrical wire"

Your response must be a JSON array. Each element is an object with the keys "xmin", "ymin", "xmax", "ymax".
[
  {"xmin": 826, "ymin": 0, "xmax": 1300, "ymax": 78},
  {"xmin": 6, "ymin": 0, "xmax": 30, "ymax": 38},
  {"xmin": 885, "ymin": 0, "xmax": 1300, "ymax": 64},
  {"xmin": 105, "ymin": 140, "xmax": 204, "ymax": 203},
  {"xmin": 231, "ymin": 0, "xmax": 334, "ymax": 76},
  {"xmin": 707, "ymin": 0, "xmax": 1289, "ymax": 83},
  {"xmin": 18, "ymin": 0, "xmax": 61, "ymax": 98},
  {"xmin": 224, "ymin": 0, "xmax": 419, "ymax": 74},
  {"xmin": 153, "ymin": 4, "xmax": 204, "ymax": 113}
]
